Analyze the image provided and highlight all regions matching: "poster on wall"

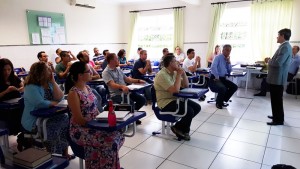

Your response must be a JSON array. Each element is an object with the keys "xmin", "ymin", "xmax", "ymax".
[{"xmin": 26, "ymin": 10, "xmax": 67, "ymax": 45}]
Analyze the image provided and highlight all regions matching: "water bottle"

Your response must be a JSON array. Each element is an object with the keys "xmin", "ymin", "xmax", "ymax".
[{"xmin": 108, "ymin": 100, "xmax": 116, "ymax": 127}]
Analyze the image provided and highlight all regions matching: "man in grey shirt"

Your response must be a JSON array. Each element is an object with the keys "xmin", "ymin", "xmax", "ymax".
[{"xmin": 102, "ymin": 53, "xmax": 146, "ymax": 124}]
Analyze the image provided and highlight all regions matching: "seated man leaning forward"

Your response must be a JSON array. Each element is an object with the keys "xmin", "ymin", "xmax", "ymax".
[
  {"xmin": 102, "ymin": 53, "xmax": 146, "ymax": 124},
  {"xmin": 154, "ymin": 53, "xmax": 201, "ymax": 141},
  {"xmin": 208, "ymin": 44, "xmax": 238, "ymax": 109}
]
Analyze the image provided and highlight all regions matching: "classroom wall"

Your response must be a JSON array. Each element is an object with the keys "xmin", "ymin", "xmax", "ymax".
[
  {"xmin": 121, "ymin": 0, "xmax": 300, "ymax": 67},
  {"xmin": 0, "ymin": 0, "xmax": 124, "ymax": 69}
]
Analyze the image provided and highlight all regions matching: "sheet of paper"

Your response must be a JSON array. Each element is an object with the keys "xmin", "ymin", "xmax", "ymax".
[{"xmin": 32, "ymin": 33, "xmax": 40, "ymax": 44}]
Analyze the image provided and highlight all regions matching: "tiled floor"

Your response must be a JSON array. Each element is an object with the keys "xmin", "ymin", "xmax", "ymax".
[{"xmin": 5, "ymin": 90, "xmax": 300, "ymax": 169}]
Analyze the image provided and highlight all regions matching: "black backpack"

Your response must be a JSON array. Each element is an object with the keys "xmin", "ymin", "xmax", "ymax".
[{"xmin": 272, "ymin": 164, "xmax": 296, "ymax": 169}]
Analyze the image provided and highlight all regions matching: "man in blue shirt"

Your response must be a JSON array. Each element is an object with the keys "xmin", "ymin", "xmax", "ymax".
[{"xmin": 208, "ymin": 44, "xmax": 238, "ymax": 109}]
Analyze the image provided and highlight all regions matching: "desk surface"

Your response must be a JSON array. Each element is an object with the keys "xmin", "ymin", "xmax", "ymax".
[
  {"xmin": 31, "ymin": 106, "xmax": 68, "ymax": 118},
  {"xmin": 87, "ymin": 111, "xmax": 146, "ymax": 131},
  {"xmin": 0, "ymin": 98, "xmax": 22, "ymax": 110},
  {"xmin": 3, "ymin": 155, "xmax": 69, "ymax": 169},
  {"xmin": 232, "ymin": 64, "xmax": 263, "ymax": 71},
  {"xmin": 127, "ymin": 83, "xmax": 152, "ymax": 91},
  {"xmin": 174, "ymin": 88, "xmax": 209, "ymax": 99}
]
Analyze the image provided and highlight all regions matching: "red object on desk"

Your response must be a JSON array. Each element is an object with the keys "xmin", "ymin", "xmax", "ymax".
[{"xmin": 108, "ymin": 100, "xmax": 116, "ymax": 127}]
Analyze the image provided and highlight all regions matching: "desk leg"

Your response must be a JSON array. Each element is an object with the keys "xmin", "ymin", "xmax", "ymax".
[{"xmin": 245, "ymin": 70, "xmax": 249, "ymax": 91}]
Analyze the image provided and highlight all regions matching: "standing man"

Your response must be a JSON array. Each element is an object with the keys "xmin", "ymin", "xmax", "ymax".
[
  {"xmin": 266, "ymin": 28, "xmax": 292, "ymax": 126},
  {"xmin": 154, "ymin": 53, "xmax": 200, "ymax": 141},
  {"xmin": 208, "ymin": 44, "xmax": 238, "ymax": 109},
  {"xmin": 37, "ymin": 51, "xmax": 55, "ymax": 72}
]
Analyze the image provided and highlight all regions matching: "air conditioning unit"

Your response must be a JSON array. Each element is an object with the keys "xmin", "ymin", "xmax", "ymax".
[{"xmin": 70, "ymin": 0, "xmax": 95, "ymax": 9}]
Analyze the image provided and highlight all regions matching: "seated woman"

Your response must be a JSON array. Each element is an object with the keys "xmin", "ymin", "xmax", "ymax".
[
  {"xmin": 0, "ymin": 58, "xmax": 24, "ymax": 135},
  {"xmin": 66, "ymin": 61, "xmax": 124, "ymax": 169},
  {"xmin": 21, "ymin": 61, "xmax": 71, "ymax": 158},
  {"xmin": 0, "ymin": 58, "xmax": 24, "ymax": 101},
  {"xmin": 118, "ymin": 49, "xmax": 130, "ymax": 66},
  {"xmin": 207, "ymin": 45, "xmax": 220, "ymax": 68}
]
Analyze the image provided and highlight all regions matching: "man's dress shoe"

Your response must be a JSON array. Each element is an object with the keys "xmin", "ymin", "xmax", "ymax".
[
  {"xmin": 254, "ymin": 92, "xmax": 266, "ymax": 96},
  {"xmin": 216, "ymin": 104, "xmax": 222, "ymax": 109},
  {"xmin": 267, "ymin": 121, "xmax": 284, "ymax": 125},
  {"xmin": 267, "ymin": 116, "xmax": 273, "ymax": 119}
]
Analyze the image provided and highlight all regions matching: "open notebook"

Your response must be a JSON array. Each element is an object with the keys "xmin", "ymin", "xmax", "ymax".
[{"xmin": 96, "ymin": 111, "xmax": 132, "ymax": 122}]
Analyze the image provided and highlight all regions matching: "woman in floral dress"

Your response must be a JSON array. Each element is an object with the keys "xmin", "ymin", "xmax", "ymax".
[{"xmin": 66, "ymin": 61, "xmax": 124, "ymax": 169}]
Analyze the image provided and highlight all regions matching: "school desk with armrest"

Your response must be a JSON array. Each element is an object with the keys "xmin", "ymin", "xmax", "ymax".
[
  {"xmin": 69, "ymin": 111, "xmax": 146, "ymax": 169},
  {"xmin": 151, "ymin": 86, "xmax": 208, "ymax": 139},
  {"xmin": 30, "ymin": 106, "xmax": 69, "ymax": 142}
]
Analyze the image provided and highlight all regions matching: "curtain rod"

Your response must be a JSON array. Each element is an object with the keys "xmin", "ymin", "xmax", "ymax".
[
  {"xmin": 211, "ymin": 0, "xmax": 253, "ymax": 5},
  {"xmin": 129, "ymin": 6, "xmax": 186, "ymax": 13}
]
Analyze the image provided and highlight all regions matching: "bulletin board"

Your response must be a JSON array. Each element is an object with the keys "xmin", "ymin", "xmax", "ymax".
[{"xmin": 26, "ymin": 10, "xmax": 67, "ymax": 45}]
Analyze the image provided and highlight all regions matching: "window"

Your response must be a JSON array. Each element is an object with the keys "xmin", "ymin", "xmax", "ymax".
[
  {"xmin": 218, "ymin": 6, "xmax": 251, "ymax": 64},
  {"xmin": 135, "ymin": 12, "xmax": 174, "ymax": 61}
]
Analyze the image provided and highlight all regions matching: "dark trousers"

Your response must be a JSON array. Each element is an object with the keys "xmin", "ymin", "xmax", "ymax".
[
  {"xmin": 111, "ymin": 92, "xmax": 146, "ymax": 111},
  {"xmin": 269, "ymin": 84, "xmax": 284, "ymax": 123},
  {"xmin": 260, "ymin": 73, "xmax": 293, "ymax": 93},
  {"xmin": 208, "ymin": 77, "xmax": 238, "ymax": 105},
  {"xmin": 161, "ymin": 99, "xmax": 201, "ymax": 133}
]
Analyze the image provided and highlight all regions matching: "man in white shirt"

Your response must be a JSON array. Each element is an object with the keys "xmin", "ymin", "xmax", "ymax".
[{"xmin": 182, "ymin": 48, "xmax": 200, "ymax": 75}]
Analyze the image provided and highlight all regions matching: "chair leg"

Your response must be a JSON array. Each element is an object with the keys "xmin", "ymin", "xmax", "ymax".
[
  {"xmin": 161, "ymin": 121, "xmax": 165, "ymax": 135},
  {"xmin": 79, "ymin": 158, "xmax": 84, "ymax": 169}
]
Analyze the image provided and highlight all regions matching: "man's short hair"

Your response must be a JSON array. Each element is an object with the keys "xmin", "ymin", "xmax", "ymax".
[
  {"xmin": 187, "ymin": 49, "xmax": 194, "ymax": 55},
  {"xmin": 137, "ymin": 47, "xmax": 142, "ymax": 51},
  {"xmin": 77, "ymin": 51, "xmax": 84, "ymax": 61},
  {"xmin": 163, "ymin": 53, "xmax": 175, "ymax": 68},
  {"xmin": 140, "ymin": 50, "xmax": 147, "ymax": 55},
  {"xmin": 55, "ymin": 48, "xmax": 61, "ymax": 54},
  {"xmin": 103, "ymin": 50, "xmax": 109, "ymax": 56},
  {"xmin": 223, "ymin": 44, "xmax": 232, "ymax": 50},
  {"xmin": 107, "ymin": 53, "xmax": 116, "ymax": 64},
  {"xmin": 278, "ymin": 28, "xmax": 291, "ymax": 41},
  {"xmin": 37, "ymin": 51, "xmax": 45, "ymax": 60},
  {"xmin": 60, "ymin": 51, "xmax": 68, "ymax": 58},
  {"xmin": 162, "ymin": 48, "xmax": 168, "ymax": 53}
]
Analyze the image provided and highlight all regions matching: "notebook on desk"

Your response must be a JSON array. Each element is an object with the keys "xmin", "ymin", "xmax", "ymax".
[
  {"xmin": 2, "ymin": 98, "xmax": 22, "ymax": 104},
  {"xmin": 180, "ymin": 88, "xmax": 205, "ymax": 94},
  {"xmin": 96, "ymin": 111, "xmax": 132, "ymax": 121}
]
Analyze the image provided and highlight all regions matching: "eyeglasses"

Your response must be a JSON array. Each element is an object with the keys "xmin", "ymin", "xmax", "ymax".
[{"xmin": 83, "ymin": 69, "xmax": 91, "ymax": 74}]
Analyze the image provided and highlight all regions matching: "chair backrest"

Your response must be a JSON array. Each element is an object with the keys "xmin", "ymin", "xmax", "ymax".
[
  {"xmin": 150, "ymin": 86, "xmax": 157, "ymax": 110},
  {"xmin": 150, "ymin": 86, "xmax": 178, "ymax": 123},
  {"xmin": 67, "ymin": 112, "xmax": 85, "ymax": 159},
  {"xmin": 153, "ymin": 61, "xmax": 160, "ymax": 66}
]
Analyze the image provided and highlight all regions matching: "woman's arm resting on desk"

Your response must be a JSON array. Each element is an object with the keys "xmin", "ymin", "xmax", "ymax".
[
  {"xmin": 50, "ymin": 74, "xmax": 64, "ymax": 101},
  {"xmin": 68, "ymin": 91, "xmax": 87, "ymax": 126}
]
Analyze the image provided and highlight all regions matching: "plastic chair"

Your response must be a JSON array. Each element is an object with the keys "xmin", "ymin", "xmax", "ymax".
[
  {"xmin": 0, "ymin": 128, "xmax": 9, "ymax": 164},
  {"xmin": 150, "ymin": 86, "xmax": 187, "ymax": 139}
]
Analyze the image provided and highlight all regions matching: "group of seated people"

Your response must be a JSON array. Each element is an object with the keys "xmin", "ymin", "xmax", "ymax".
[{"xmin": 1, "ymin": 43, "xmax": 275, "ymax": 168}]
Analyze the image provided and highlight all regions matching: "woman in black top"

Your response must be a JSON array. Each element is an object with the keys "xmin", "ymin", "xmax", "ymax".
[
  {"xmin": 0, "ymin": 58, "xmax": 24, "ymax": 101},
  {"xmin": 0, "ymin": 58, "xmax": 24, "ymax": 135}
]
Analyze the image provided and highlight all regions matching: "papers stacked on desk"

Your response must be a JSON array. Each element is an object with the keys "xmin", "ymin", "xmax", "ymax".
[
  {"xmin": 127, "ymin": 83, "xmax": 151, "ymax": 90},
  {"xmin": 57, "ymin": 99, "xmax": 68, "ymax": 107},
  {"xmin": 2, "ymin": 98, "xmax": 22, "ymax": 104},
  {"xmin": 231, "ymin": 70, "xmax": 244, "ymax": 75},
  {"xmin": 180, "ymin": 88, "xmax": 205, "ymax": 94},
  {"xmin": 96, "ymin": 111, "xmax": 132, "ymax": 122}
]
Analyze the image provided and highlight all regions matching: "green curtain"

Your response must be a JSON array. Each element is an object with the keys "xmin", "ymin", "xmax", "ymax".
[
  {"xmin": 127, "ymin": 12, "xmax": 139, "ymax": 59},
  {"xmin": 251, "ymin": 0, "xmax": 293, "ymax": 61},
  {"xmin": 206, "ymin": 3, "xmax": 226, "ymax": 65},
  {"xmin": 173, "ymin": 8, "xmax": 184, "ymax": 51}
]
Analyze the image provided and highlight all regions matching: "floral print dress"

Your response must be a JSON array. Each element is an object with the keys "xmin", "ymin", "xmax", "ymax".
[{"xmin": 69, "ymin": 86, "xmax": 124, "ymax": 169}]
